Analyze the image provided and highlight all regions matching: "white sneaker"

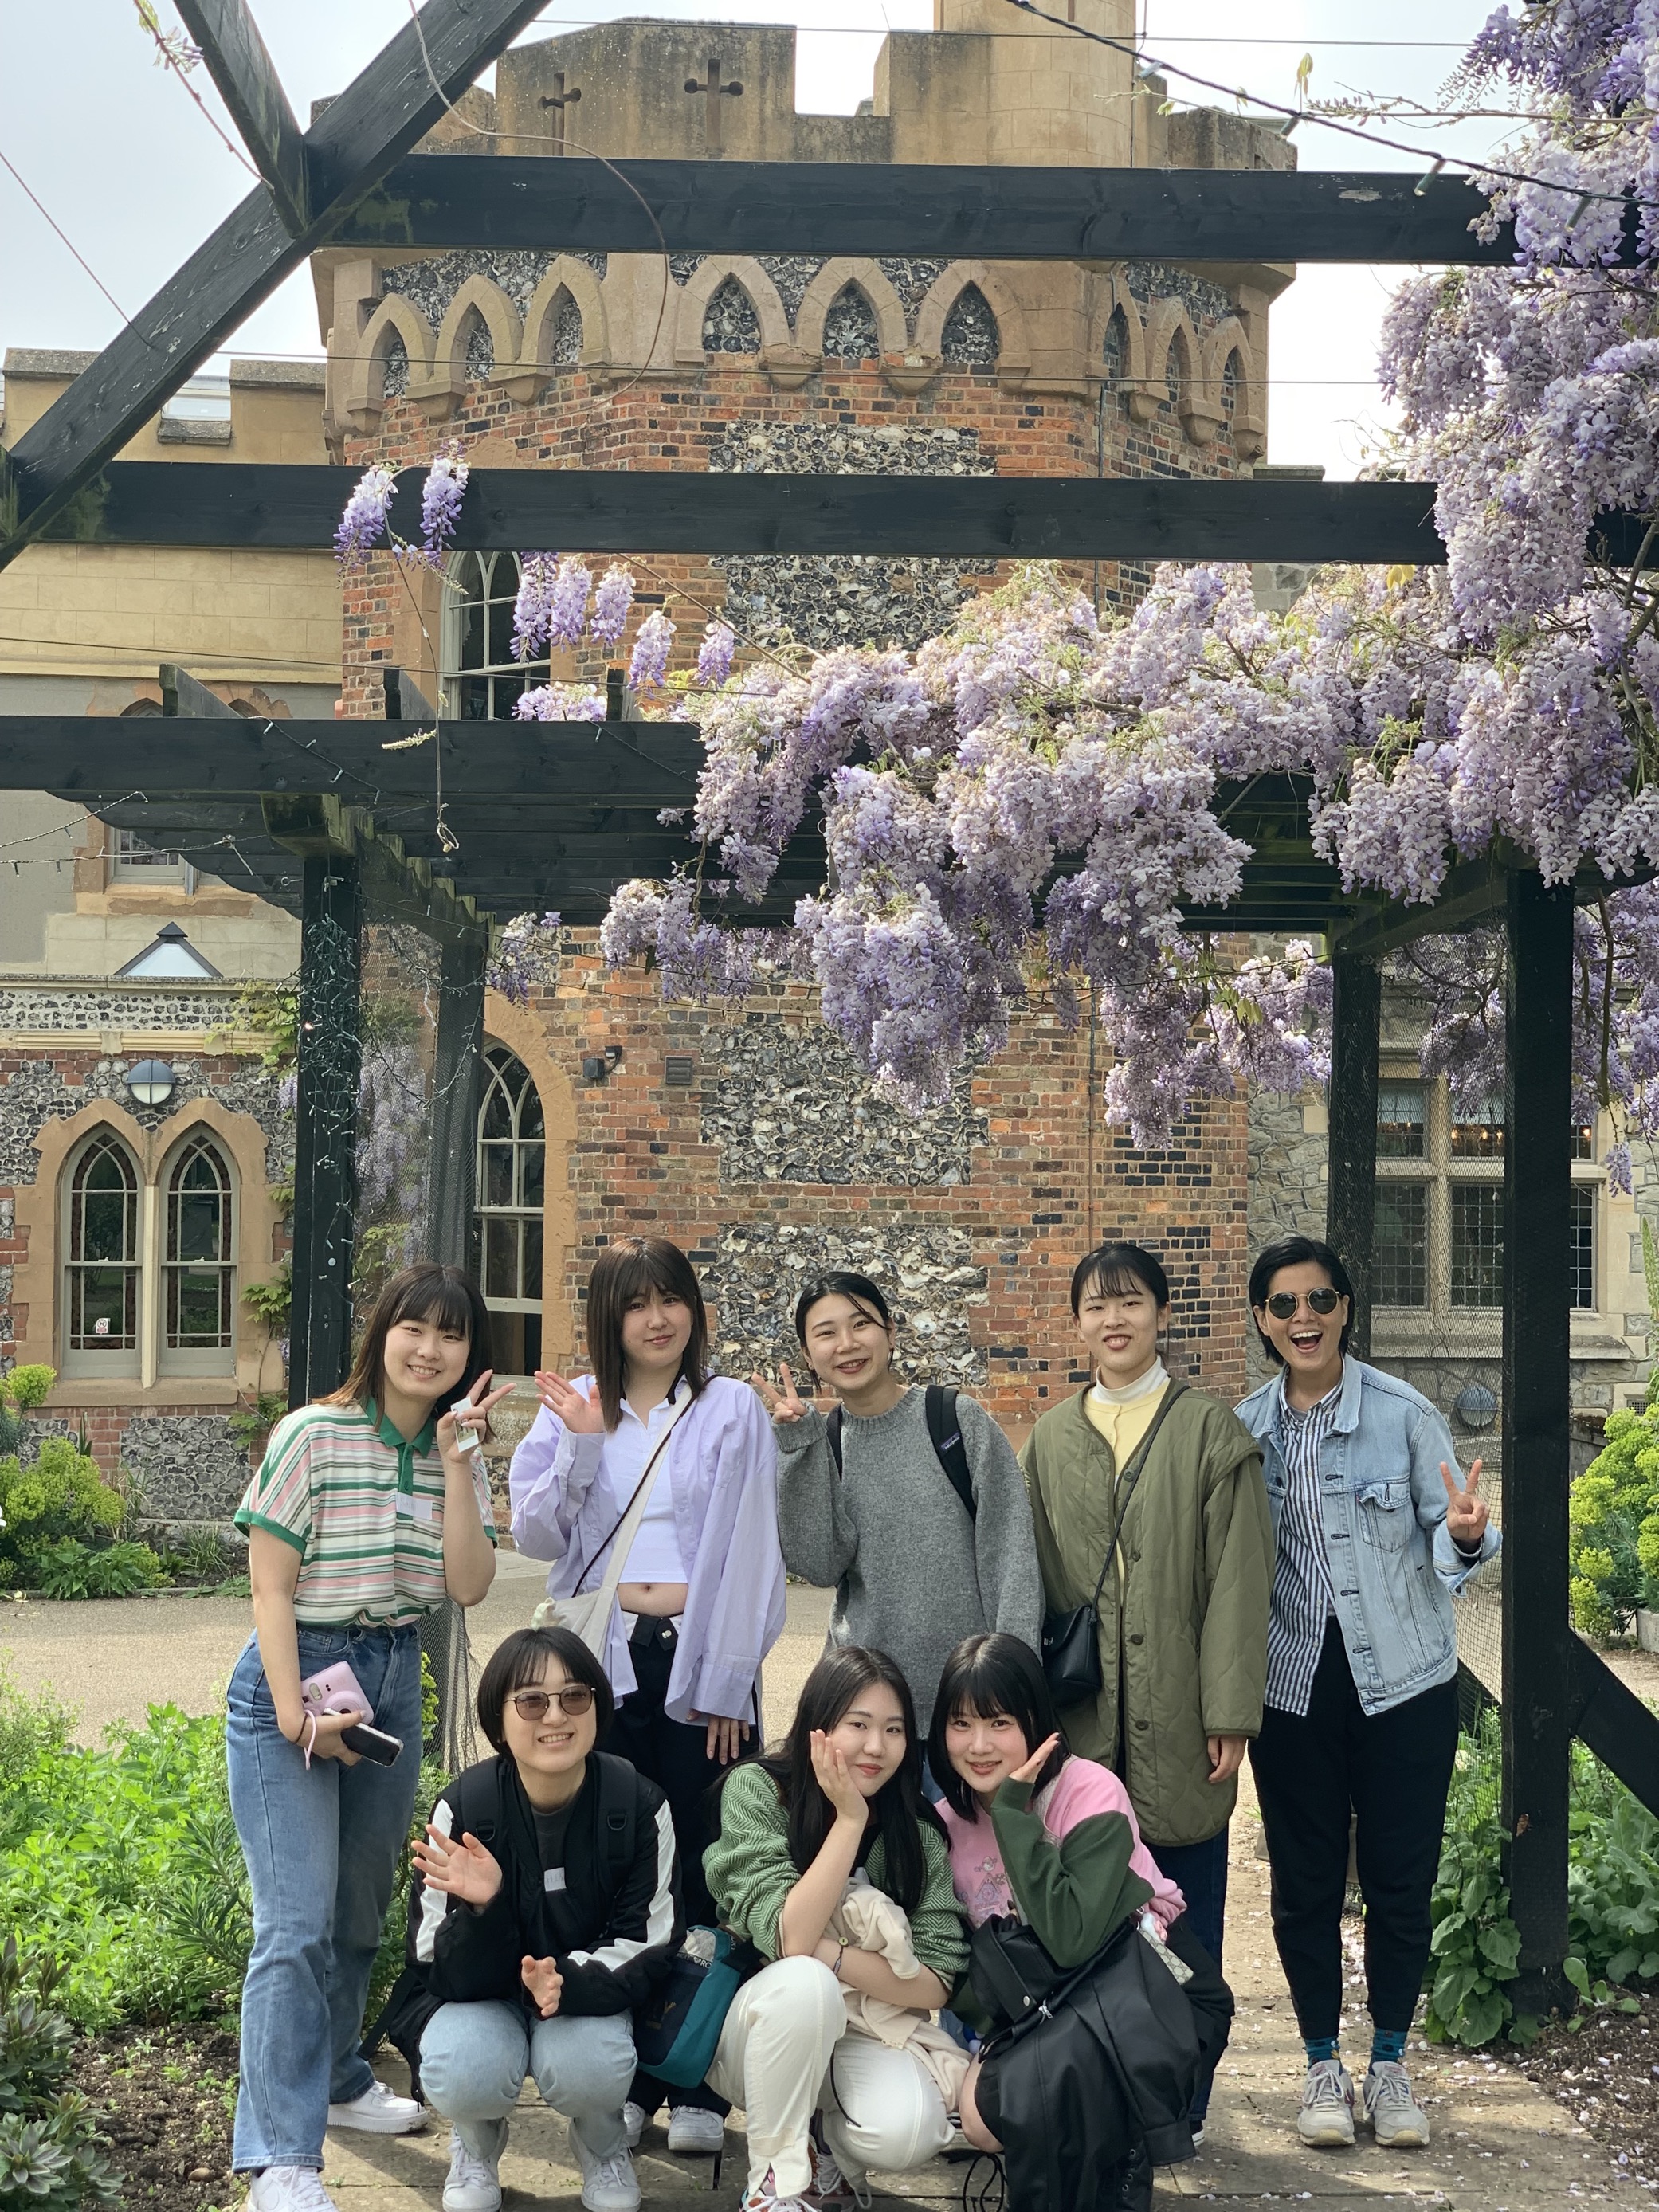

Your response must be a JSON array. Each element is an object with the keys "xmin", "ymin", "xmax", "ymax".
[
  {"xmin": 1296, "ymin": 2058, "xmax": 1356, "ymax": 2147},
  {"xmin": 443, "ymin": 2128, "xmax": 504, "ymax": 2212},
  {"xmin": 666, "ymin": 2104, "xmax": 726, "ymax": 2155},
  {"xmin": 804, "ymin": 2137, "xmax": 857, "ymax": 2210},
  {"xmin": 570, "ymin": 2121, "xmax": 643, "ymax": 2212},
  {"xmin": 1361, "ymin": 2061, "xmax": 1430, "ymax": 2147},
  {"xmin": 622, "ymin": 2100, "xmax": 647, "ymax": 2149},
  {"xmin": 245, "ymin": 2171, "xmax": 340, "ymax": 2211},
  {"xmin": 741, "ymin": 2171, "xmax": 810, "ymax": 2212},
  {"xmin": 326, "ymin": 2078, "xmax": 425, "ymax": 2135}
]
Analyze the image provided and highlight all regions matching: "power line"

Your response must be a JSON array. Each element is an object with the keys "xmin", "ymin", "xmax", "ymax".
[{"xmin": 0, "ymin": 144, "xmax": 131, "ymax": 323}]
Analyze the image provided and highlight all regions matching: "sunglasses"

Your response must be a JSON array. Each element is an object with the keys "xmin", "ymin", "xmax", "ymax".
[
  {"xmin": 1263, "ymin": 1288, "xmax": 1343, "ymax": 1320},
  {"xmin": 512, "ymin": 1684, "xmax": 596, "ymax": 1721}
]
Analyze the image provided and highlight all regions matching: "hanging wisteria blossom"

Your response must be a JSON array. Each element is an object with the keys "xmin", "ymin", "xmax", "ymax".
[
  {"xmin": 629, "ymin": 609, "xmax": 677, "ymax": 692},
  {"xmin": 415, "ymin": 441, "xmax": 469, "ymax": 568},
  {"xmin": 489, "ymin": 912, "xmax": 563, "ymax": 1004},
  {"xmin": 590, "ymin": 564, "xmax": 637, "ymax": 648},
  {"xmin": 335, "ymin": 464, "xmax": 397, "ymax": 569},
  {"xmin": 512, "ymin": 552, "xmax": 558, "ymax": 662},
  {"xmin": 696, "ymin": 620, "xmax": 737, "ymax": 689},
  {"xmin": 547, "ymin": 558, "xmax": 594, "ymax": 648},
  {"xmin": 513, "ymin": 684, "xmax": 607, "ymax": 723}
]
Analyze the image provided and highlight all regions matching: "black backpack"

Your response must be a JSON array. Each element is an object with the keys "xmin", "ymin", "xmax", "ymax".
[
  {"xmin": 449, "ymin": 1749, "xmax": 637, "ymax": 1890},
  {"xmin": 825, "ymin": 1382, "xmax": 976, "ymax": 1524}
]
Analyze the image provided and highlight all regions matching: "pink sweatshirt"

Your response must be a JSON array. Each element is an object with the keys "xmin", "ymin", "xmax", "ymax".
[{"xmin": 939, "ymin": 1754, "xmax": 1186, "ymax": 1933}]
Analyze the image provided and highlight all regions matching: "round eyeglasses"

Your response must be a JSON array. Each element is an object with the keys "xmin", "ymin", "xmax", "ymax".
[
  {"xmin": 1263, "ymin": 1287, "xmax": 1343, "ymax": 1320},
  {"xmin": 512, "ymin": 1684, "xmax": 596, "ymax": 1721}
]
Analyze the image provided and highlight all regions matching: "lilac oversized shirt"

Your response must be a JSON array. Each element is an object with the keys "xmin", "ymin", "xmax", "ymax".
[{"xmin": 508, "ymin": 1374, "xmax": 786, "ymax": 1727}]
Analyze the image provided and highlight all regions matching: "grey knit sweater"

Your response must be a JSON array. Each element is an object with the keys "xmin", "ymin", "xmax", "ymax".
[{"xmin": 774, "ymin": 1388, "xmax": 1043, "ymax": 1729}]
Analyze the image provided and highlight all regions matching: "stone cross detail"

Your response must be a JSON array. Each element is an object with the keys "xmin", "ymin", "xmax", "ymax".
[
  {"xmin": 684, "ymin": 57, "xmax": 743, "ymax": 156},
  {"xmin": 538, "ymin": 73, "xmax": 582, "ymax": 153}
]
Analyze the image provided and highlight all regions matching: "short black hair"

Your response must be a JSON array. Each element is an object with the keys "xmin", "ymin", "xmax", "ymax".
[
  {"xmin": 928, "ymin": 1634, "xmax": 1069, "ymax": 1822},
  {"xmin": 1069, "ymin": 1241, "xmax": 1171, "ymax": 1317},
  {"xmin": 475, "ymin": 1625, "xmax": 614, "ymax": 1754},
  {"xmin": 1248, "ymin": 1235, "xmax": 1355, "ymax": 1366}
]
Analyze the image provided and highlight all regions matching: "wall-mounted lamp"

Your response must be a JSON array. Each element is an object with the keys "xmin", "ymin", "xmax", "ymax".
[
  {"xmin": 124, "ymin": 1058, "xmax": 176, "ymax": 1108},
  {"xmin": 582, "ymin": 1046, "xmax": 624, "ymax": 1084},
  {"xmin": 1453, "ymin": 1381, "xmax": 1498, "ymax": 1433}
]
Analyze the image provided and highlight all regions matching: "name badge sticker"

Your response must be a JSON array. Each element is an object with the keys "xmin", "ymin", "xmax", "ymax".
[
  {"xmin": 394, "ymin": 1494, "xmax": 437, "ymax": 1523},
  {"xmin": 394, "ymin": 1492, "xmax": 415, "ymax": 1519},
  {"xmin": 543, "ymin": 1867, "xmax": 567, "ymax": 1892}
]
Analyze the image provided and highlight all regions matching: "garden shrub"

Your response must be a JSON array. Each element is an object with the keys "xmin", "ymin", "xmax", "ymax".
[
  {"xmin": 1569, "ymin": 1402, "xmax": 1659, "ymax": 1636},
  {"xmin": 0, "ymin": 1437, "xmax": 167, "ymax": 1597},
  {"xmin": 1425, "ymin": 1708, "xmax": 1659, "ymax": 2045}
]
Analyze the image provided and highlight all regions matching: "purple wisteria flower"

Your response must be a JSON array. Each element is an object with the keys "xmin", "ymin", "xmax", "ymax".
[
  {"xmin": 488, "ymin": 912, "xmax": 563, "ymax": 1004},
  {"xmin": 415, "ymin": 441, "xmax": 469, "ymax": 567},
  {"xmin": 590, "ymin": 564, "xmax": 636, "ymax": 648},
  {"xmin": 548, "ymin": 559, "xmax": 593, "ymax": 648},
  {"xmin": 335, "ymin": 464, "xmax": 397, "ymax": 569},
  {"xmin": 696, "ymin": 621, "xmax": 737, "ymax": 689},
  {"xmin": 512, "ymin": 553, "xmax": 558, "ymax": 662},
  {"xmin": 513, "ymin": 684, "xmax": 606, "ymax": 722},
  {"xmin": 629, "ymin": 609, "xmax": 677, "ymax": 691}
]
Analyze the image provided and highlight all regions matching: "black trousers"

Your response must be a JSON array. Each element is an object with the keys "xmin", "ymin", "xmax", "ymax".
[
  {"xmin": 1248, "ymin": 1618, "xmax": 1458, "ymax": 2045},
  {"xmin": 606, "ymin": 1615, "xmax": 755, "ymax": 2117}
]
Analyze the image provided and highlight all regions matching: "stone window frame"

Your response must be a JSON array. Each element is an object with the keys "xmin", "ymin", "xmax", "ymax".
[
  {"xmin": 61, "ymin": 1128, "xmax": 143, "ymax": 1379},
  {"xmin": 14, "ymin": 1096, "xmax": 280, "ymax": 1410},
  {"xmin": 441, "ymin": 551, "xmax": 550, "ymax": 720},
  {"xmin": 476, "ymin": 1040, "xmax": 547, "ymax": 1376},
  {"xmin": 480, "ymin": 993, "xmax": 578, "ymax": 1374},
  {"xmin": 1373, "ymin": 1068, "xmax": 1609, "ymax": 1341},
  {"xmin": 160, "ymin": 1129, "xmax": 238, "ymax": 1379}
]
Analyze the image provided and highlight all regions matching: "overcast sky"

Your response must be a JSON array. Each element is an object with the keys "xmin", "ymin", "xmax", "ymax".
[{"xmin": 1, "ymin": 0, "xmax": 1515, "ymax": 477}]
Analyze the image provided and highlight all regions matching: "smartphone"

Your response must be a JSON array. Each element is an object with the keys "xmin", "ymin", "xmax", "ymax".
[{"xmin": 340, "ymin": 1723, "xmax": 404, "ymax": 1767}]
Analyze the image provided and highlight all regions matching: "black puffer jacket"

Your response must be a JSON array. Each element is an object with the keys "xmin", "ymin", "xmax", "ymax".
[
  {"xmin": 382, "ymin": 1750, "xmax": 683, "ymax": 2085},
  {"xmin": 971, "ymin": 1912, "xmax": 1230, "ymax": 2210}
]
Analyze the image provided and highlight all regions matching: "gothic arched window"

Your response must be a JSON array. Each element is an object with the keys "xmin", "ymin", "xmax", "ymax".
[
  {"xmin": 163, "ymin": 1133, "xmax": 236, "ymax": 1374},
  {"xmin": 63, "ymin": 1132, "xmax": 141, "ymax": 1375},
  {"xmin": 475, "ymin": 1044, "xmax": 546, "ymax": 1373}
]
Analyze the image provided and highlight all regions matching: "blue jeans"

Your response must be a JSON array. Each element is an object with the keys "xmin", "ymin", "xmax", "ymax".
[
  {"xmin": 1147, "ymin": 1827, "xmax": 1230, "ymax": 2124},
  {"xmin": 421, "ymin": 2002, "xmax": 637, "ymax": 2163},
  {"xmin": 227, "ymin": 1622, "xmax": 424, "ymax": 2173}
]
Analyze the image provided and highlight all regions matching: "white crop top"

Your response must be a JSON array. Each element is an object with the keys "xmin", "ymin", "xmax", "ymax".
[{"xmin": 622, "ymin": 1469, "xmax": 687, "ymax": 1579}]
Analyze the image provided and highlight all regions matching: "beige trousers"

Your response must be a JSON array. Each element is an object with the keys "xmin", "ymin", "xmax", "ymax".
[{"xmin": 705, "ymin": 1955, "xmax": 955, "ymax": 2195}]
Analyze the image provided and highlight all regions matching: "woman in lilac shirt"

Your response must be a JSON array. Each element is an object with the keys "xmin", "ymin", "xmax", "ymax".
[{"xmin": 509, "ymin": 1234, "xmax": 786, "ymax": 2157}]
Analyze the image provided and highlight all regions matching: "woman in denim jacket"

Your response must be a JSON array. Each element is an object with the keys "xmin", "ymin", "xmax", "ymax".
[{"xmin": 1235, "ymin": 1235, "xmax": 1497, "ymax": 2161}]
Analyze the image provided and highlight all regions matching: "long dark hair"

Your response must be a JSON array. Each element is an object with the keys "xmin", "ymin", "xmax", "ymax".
[
  {"xmin": 1248, "ymin": 1235, "xmax": 1355, "ymax": 1366},
  {"xmin": 928, "ymin": 1634, "xmax": 1069, "ymax": 1822},
  {"xmin": 585, "ymin": 1237, "xmax": 709, "ymax": 1430},
  {"xmin": 324, "ymin": 1262, "xmax": 492, "ymax": 1422},
  {"xmin": 745, "ymin": 1646, "xmax": 943, "ymax": 1913}
]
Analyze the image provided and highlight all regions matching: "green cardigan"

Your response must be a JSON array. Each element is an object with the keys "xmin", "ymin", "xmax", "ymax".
[
  {"xmin": 704, "ymin": 1761, "xmax": 969, "ymax": 1985},
  {"xmin": 1020, "ymin": 1383, "xmax": 1273, "ymax": 1849}
]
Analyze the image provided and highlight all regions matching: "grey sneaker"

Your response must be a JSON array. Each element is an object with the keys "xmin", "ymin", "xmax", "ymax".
[
  {"xmin": 1296, "ymin": 2058, "xmax": 1356, "ymax": 2147},
  {"xmin": 1362, "ymin": 2061, "xmax": 1430, "ymax": 2147}
]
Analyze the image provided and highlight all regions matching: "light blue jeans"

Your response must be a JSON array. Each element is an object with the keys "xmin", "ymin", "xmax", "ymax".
[
  {"xmin": 227, "ymin": 1622, "xmax": 424, "ymax": 2173},
  {"xmin": 420, "ymin": 2002, "xmax": 637, "ymax": 2163}
]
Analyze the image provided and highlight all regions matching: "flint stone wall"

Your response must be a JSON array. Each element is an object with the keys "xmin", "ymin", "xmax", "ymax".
[{"xmin": 703, "ymin": 1218, "xmax": 988, "ymax": 1385}]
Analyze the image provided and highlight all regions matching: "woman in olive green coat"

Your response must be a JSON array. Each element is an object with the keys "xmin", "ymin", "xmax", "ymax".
[{"xmin": 1021, "ymin": 1241, "xmax": 1273, "ymax": 2132}]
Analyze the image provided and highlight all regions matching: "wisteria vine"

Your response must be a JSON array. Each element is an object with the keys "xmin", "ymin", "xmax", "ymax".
[{"xmin": 334, "ymin": 1, "xmax": 1659, "ymax": 1162}]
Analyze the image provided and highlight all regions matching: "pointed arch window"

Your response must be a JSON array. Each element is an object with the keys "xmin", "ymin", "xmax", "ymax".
[
  {"xmin": 475, "ymin": 1044, "xmax": 545, "ymax": 1374},
  {"xmin": 64, "ymin": 1133, "xmax": 140, "ymax": 1374},
  {"xmin": 162, "ymin": 1134, "xmax": 236, "ymax": 1374}
]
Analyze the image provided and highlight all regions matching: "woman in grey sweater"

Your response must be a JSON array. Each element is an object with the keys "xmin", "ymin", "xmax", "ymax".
[{"xmin": 752, "ymin": 1271, "xmax": 1041, "ymax": 1731}]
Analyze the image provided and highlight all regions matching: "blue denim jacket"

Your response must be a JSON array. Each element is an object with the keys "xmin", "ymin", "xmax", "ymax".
[{"xmin": 1235, "ymin": 1357, "xmax": 1500, "ymax": 1716}]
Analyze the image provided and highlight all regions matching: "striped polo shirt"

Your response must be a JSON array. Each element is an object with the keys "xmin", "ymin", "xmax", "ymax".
[
  {"xmin": 235, "ymin": 1398, "xmax": 496, "ymax": 1628},
  {"xmin": 1264, "ymin": 1375, "xmax": 1343, "ymax": 1717}
]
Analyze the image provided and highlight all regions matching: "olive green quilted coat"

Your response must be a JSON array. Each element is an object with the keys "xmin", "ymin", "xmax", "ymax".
[{"xmin": 1020, "ymin": 1385, "xmax": 1273, "ymax": 1849}]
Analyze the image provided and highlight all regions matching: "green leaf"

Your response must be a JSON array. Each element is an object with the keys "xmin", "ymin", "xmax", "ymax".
[{"xmin": 1564, "ymin": 1955, "xmax": 1593, "ymax": 1998}]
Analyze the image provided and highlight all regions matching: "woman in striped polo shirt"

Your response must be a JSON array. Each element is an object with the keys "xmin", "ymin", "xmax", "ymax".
[{"xmin": 229, "ymin": 1261, "xmax": 512, "ymax": 2212}]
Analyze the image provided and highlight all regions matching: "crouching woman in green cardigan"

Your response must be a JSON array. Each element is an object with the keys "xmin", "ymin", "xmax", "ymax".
[
  {"xmin": 1020, "ymin": 1242, "xmax": 1273, "ymax": 2134},
  {"xmin": 701, "ymin": 1647, "xmax": 969, "ymax": 2212}
]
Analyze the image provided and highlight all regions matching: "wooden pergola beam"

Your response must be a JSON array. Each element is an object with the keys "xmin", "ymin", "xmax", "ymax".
[
  {"xmin": 172, "ymin": 0, "xmax": 309, "ymax": 235},
  {"xmin": 0, "ymin": 0, "xmax": 550, "ymax": 563},
  {"xmin": 337, "ymin": 159, "xmax": 1539, "ymax": 265}
]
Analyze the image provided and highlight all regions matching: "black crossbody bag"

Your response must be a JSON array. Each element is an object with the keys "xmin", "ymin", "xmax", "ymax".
[{"xmin": 1039, "ymin": 1381, "xmax": 1186, "ymax": 1706}]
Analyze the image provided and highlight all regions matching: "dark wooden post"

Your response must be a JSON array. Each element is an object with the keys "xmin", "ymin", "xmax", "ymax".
[
  {"xmin": 1325, "ymin": 952, "xmax": 1381, "ymax": 1357},
  {"xmin": 288, "ymin": 853, "xmax": 363, "ymax": 1406},
  {"xmin": 427, "ymin": 932, "xmax": 486, "ymax": 1267},
  {"xmin": 1501, "ymin": 869, "xmax": 1575, "ymax": 2014}
]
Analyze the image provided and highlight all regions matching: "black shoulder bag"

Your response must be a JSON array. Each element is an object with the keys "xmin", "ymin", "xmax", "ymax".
[{"xmin": 1038, "ymin": 1381, "xmax": 1186, "ymax": 1707}]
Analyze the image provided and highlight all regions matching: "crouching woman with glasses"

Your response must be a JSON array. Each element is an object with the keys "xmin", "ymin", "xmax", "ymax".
[
  {"xmin": 382, "ymin": 1627, "xmax": 684, "ymax": 2212},
  {"xmin": 1236, "ymin": 1237, "xmax": 1498, "ymax": 2156}
]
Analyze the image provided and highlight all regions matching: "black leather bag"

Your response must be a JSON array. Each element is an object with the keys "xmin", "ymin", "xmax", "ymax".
[{"xmin": 1040, "ymin": 1382, "xmax": 1186, "ymax": 1708}]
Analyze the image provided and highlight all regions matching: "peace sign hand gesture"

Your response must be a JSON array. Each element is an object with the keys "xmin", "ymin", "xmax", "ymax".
[
  {"xmin": 1439, "ymin": 1457, "xmax": 1488, "ymax": 1551},
  {"xmin": 751, "ymin": 1362, "xmax": 810, "ymax": 1424}
]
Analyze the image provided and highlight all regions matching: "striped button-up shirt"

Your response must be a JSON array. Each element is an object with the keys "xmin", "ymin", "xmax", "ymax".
[{"xmin": 1265, "ymin": 1375, "xmax": 1343, "ymax": 1716}]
